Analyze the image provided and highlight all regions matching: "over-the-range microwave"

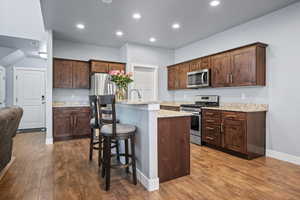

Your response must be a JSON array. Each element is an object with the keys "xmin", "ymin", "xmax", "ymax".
[{"xmin": 187, "ymin": 69, "xmax": 210, "ymax": 88}]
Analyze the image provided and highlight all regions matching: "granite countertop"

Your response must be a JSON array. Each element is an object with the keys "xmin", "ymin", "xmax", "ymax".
[
  {"xmin": 116, "ymin": 100, "xmax": 160, "ymax": 105},
  {"xmin": 158, "ymin": 109, "xmax": 192, "ymax": 118},
  {"xmin": 53, "ymin": 102, "xmax": 90, "ymax": 108},
  {"xmin": 160, "ymin": 101, "xmax": 192, "ymax": 107},
  {"xmin": 202, "ymin": 103, "xmax": 268, "ymax": 112}
]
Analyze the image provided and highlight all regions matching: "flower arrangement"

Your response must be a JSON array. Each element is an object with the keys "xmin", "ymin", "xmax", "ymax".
[{"xmin": 109, "ymin": 70, "xmax": 133, "ymax": 100}]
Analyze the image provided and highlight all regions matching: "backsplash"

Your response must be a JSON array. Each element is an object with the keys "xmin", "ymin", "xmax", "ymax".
[
  {"xmin": 173, "ymin": 86, "xmax": 269, "ymax": 104},
  {"xmin": 53, "ymin": 88, "xmax": 90, "ymax": 103}
]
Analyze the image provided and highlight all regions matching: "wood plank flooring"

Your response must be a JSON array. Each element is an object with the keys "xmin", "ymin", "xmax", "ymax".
[{"xmin": 1, "ymin": 132, "xmax": 300, "ymax": 200}]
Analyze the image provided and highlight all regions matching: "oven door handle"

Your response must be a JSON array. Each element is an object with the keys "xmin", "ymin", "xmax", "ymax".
[
  {"xmin": 201, "ymin": 72, "xmax": 205, "ymax": 84},
  {"xmin": 192, "ymin": 112, "xmax": 200, "ymax": 116}
]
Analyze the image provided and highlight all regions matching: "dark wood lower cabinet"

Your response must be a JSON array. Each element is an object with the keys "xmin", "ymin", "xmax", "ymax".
[
  {"xmin": 53, "ymin": 107, "xmax": 91, "ymax": 141},
  {"xmin": 202, "ymin": 109, "xmax": 266, "ymax": 159},
  {"xmin": 158, "ymin": 116, "xmax": 190, "ymax": 183}
]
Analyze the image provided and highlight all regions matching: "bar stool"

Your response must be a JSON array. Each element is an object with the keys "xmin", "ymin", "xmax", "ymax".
[
  {"xmin": 89, "ymin": 95, "xmax": 120, "ymax": 166},
  {"xmin": 98, "ymin": 95, "xmax": 137, "ymax": 191}
]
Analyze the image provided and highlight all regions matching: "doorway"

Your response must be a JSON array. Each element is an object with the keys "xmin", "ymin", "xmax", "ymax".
[
  {"xmin": 131, "ymin": 64, "xmax": 158, "ymax": 101},
  {"xmin": 13, "ymin": 67, "xmax": 46, "ymax": 130}
]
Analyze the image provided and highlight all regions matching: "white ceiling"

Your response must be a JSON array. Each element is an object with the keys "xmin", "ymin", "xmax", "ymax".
[{"xmin": 41, "ymin": 0, "xmax": 299, "ymax": 49}]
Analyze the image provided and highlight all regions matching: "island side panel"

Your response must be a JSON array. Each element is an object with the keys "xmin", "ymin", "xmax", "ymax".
[
  {"xmin": 116, "ymin": 103, "xmax": 160, "ymax": 191},
  {"xmin": 158, "ymin": 116, "xmax": 191, "ymax": 183}
]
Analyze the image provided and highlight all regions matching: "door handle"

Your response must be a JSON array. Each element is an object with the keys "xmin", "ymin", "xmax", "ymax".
[
  {"xmin": 73, "ymin": 116, "xmax": 77, "ymax": 128},
  {"xmin": 206, "ymin": 127, "xmax": 215, "ymax": 130},
  {"xmin": 230, "ymin": 73, "xmax": 233, "ymax": 83}
]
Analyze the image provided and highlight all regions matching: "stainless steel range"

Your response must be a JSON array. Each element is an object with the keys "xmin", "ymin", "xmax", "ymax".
[{"xmin": 180, "ymin": 95, "xmax": 219, "ymax": 145}]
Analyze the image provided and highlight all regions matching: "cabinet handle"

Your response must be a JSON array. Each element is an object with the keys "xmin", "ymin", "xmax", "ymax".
[
  {"xmin": 206, "ymin": 136, "xmax": 214, "ymax": 141},
  {"xmin": 230, "ymin": 73, "xmax": 233, "ymax": 83},
  {"xmin": 206, "ymin": 127, "xmax": 215, "ymax": 130},
  {"xmin": 70, "ymin": 116, "xmax": 74, "ymax": 128},
  {"xmin": 227, "ymin": 74, "xmax": 230, "ymax": 83},
  {"xmin": 206, "ymin": 112, "xmax": 214, "ymax": 116},
  {"xmin": 221, "ymin": 122, "xmax": 224, "ymax": 132},
  {"xmin": 225, "ymin": 115, "xmax": 236, "ymax": 119},
  {"xmin": 206, "ymin": 119, "xmax": 215, "ymax": 123},
  {"xmin": 74, "ymin": 116, "xmax": 77, "ymax": 128}
]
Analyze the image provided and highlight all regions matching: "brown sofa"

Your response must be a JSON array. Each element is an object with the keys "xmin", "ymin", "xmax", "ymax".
[{"xmin": 0, "ymin": 107, "xmax": 23, "ymax": 172}]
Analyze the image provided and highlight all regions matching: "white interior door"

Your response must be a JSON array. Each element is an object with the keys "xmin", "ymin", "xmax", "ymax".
[
  {"xmin": 15, "ymin": 68, "xmax": 46, "ymax": 129},
  {"xmin": 132, "ymin": 66, "xmax": 157, "ymax": 101},
  {"xmin": 0, "ymin": 66, "xmax": 5, "ymax": 108}
]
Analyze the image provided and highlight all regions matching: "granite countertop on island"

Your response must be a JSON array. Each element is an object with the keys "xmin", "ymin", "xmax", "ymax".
[
  {"xmin": 202, "ymin": 103, "xmax": 268, "ymax": 112},
  {"xmin": 160, "ymin": 101, "xmax": 192, "ymax": 107},
  {"xmin": 158, "ymin": 109, "xmax": 192, "ymax": 118}
]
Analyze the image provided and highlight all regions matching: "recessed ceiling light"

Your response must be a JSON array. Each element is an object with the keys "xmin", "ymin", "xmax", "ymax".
[
  {"xmin": 132, "ymin": 13, "xmax": 141, "ymax": 20},
  {"xmin": 210, "ymin": 0, "xmax": 220, "ymax": 7},
  {"xmin": 76, "ymin": 23, "xmax": 85, "ymax": 29},
  {"xmin": 116, "ymin": 31, "xmax": 124, "ymax": 37},
  {"xmin": 149, "ymin": 37, "xmax": 156, "ymax": 42},
  {"xmin": 172, "ymin": 23, "xmax": 181, "ymax": 29}
]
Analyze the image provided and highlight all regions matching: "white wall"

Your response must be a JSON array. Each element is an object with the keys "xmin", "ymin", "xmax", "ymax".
[
  {"xmin": 53, "ymin": 39, "xmax": 121, "ymax": 61},
  {"xmin": 0, "ymin": 0, "xmax": 46, "ymax": 41},
  {"xmin": 173, "ymin": 2, "xmax": 300, "ymax": 157},
  {"xmin": 124, "ymin": 43, "xmax": 174, "ymax": 101}
]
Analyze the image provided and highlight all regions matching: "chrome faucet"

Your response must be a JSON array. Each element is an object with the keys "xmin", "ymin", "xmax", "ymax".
[{"xmin": 130, "ymin": 89, "xmax": 142, "ymax": 101}]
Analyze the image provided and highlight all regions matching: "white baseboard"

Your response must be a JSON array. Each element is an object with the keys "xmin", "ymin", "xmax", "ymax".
[
  {"xmin": 0, "ymin": 157, "xmax": 15, "ymax": 180},
  {"xmin": 45, "ymin": 137, "xmax": 53, "ymax": 145},
  {"xmin": 136, "ymin": 169, "xmax": 159, "ymax": 191},
  {"xmin": 266, "ymin": 149, "xmax": 300, "ymax": 165}
]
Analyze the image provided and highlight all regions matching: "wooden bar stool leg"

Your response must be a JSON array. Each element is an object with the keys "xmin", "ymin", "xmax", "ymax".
[
  {"xmin": 116, "ymin": 141, "xmax": 120, "ymax": 162},
  {"xmin": 101, "ymin": 137, "xmax": 106, "ymax": 178},
  {"xmin": 125, "ymin": 139, "xmax": 129, "ymax": 173},
  {"xmin": 89, "ymin": 128, "xmax": 94, "ymax": 161},
  {"xmin": 105, "ymin": 137, "xmax": 112, "ymax": 191},
  {"xmin": 98, "ymin": 135, "xmax": 102, "ymax": 167},
  {"xmin": 130, "ymin": 135, "xmax": 137, "ymax": 185}
]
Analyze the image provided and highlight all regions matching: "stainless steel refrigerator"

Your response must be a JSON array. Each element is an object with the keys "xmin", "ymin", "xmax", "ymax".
[{"xmin": 90, "ymin": 73, "xmax": 115, "ymax": 95}]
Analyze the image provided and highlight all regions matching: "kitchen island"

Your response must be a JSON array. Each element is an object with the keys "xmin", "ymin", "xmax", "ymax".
[{"xmin": 116, "ymin": 101, "xmax": 191, "ymax": 191}]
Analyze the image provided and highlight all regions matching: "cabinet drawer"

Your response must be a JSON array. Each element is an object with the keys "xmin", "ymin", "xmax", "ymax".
[
  {"xmin": 202, "ymin": 109, "xmax": 221, "ymax": 119},
  {"xmin": 202, "ymin": 124, "xmax": 221, "ymax": 146},
  {"xmin": 203, "ymin": 118, "xmax": 220, "ymax": 124},
  {"xmin": 222, "ymin": 111, "xmax": 246, "ymax": 120}
]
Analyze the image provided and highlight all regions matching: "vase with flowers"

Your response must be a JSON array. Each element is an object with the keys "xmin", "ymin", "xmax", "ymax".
[{"xmin": 109, "ymin": 70, "xmax": 133, "ymax": 101}]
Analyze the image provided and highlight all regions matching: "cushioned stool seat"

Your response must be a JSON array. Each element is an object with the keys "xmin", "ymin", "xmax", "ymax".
[{"xmin": 101, "ymin": 124, "xmax": 136, "ymax": 136}]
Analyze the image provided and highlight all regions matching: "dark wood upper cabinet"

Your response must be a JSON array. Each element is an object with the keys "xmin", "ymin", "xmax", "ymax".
[
  {"xmin": 167, "ymin": 42, "xmax": 267, "ymax": 90},
  {"xmin": 178, "ymin": 63, "xmax": 190, "ymax": 89},
  {"xmin": 168, "ymin": 65, "xmax": 178, "ymax": 90},
  {"xmin": 72, "ymin": 61, "xmax": 90, "ymax": 89},
  {"xmin": 211, "ymin": 53, "xmax": 231, "ymax": 87},
  {"xmin": 90, "ymin": 60, "xmax": 126, "ymax": 73},
  {"xmin": 109, "ymin": 63, "xmax": 126, "ymax": 72},
  {"xmin": 53, "ymin": 58, "xmax": 90, "ymax": 89},
  {"xmin": 90, "ymin": 60, "xmax": 109, "ymax": 73},
  {"xmin": 189, "ymin": 59, "xmax": 201, "ymax": 72},
  {"xmin": 53, "ymin": 59, "xmax": 73, "ymax": 88},
  {"xmin": 230, "ymin": 46, "xmax": 265, "ymax": 86}
]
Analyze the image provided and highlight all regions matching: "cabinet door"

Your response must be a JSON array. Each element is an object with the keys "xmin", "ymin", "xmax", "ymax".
[
  {"xmin": 53, "ymin": 109, "xmax": 73, "ymax": 139},
  {"xmin": 201, "ymin": 56, "xmax": 211, "ymax": 69},
  {"xmin": 222, "ymin": 117, "xmax": 246, "ymax": 153},
  {"xmin": 72, "ymin": 61, "xmax": 90, "ymax": 89},
  {"xmin": 53, "ymin": 59, "xmax": 73, "ymax": 88},
  {"xmin": 211, "ymin": 53, "xmax": 231, "ymax": 87},
  {"xmin": 72, "ymin": 109, "xmax": 91, "ymax": 136},
  {"xmin": 189, "ymin": 59, "xmax": 201, "ymax": 72},
  {"xmin": 109, "ymin": 63, "xmax": 125, "ymax": 72},
  {"xmin": 178, "ymin": 63, "xmax": 190, "ymax": 89},
  {"xmin": 230, "ymin": 46, "xmax": 256, "ymax": 86},
  {"xmin": 90, "ymin": 61, "xmax": 109, "ymax": 73},
  {"xmin": 168, "ymin": 66, "xmax": 178, "ymax": 90}
]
